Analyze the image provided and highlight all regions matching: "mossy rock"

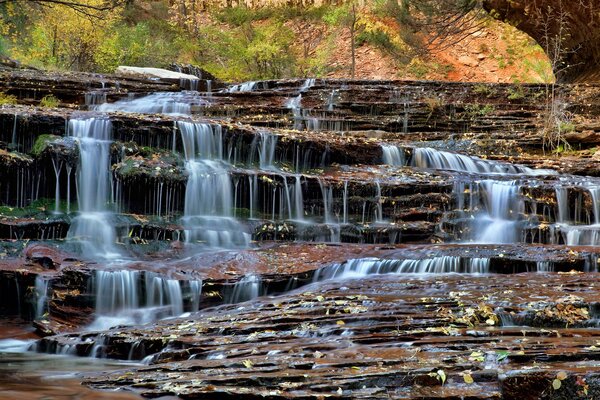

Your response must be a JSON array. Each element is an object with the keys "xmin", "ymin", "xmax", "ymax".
[
  {"xmin": 31, "ymin": 134, "xmax": 62, "ymax": 157},
  {"xmin": 0, "ymin": 148, "xmax": 33, "ymax": 166}
]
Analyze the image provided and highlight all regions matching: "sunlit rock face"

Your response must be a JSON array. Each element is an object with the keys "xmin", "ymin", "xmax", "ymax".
[{"xmin": 483, "ymin": 0, "xmax": 600, "ymax": 83}]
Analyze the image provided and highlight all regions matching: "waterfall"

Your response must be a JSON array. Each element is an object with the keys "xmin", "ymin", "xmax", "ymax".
[
  {"xmin": 89, "ymin": 270, "xmax": 201, "ymax": 331},
  {"xmin": 313, "ymin": 256, "xmax": 491, "ymax": 280},
  {"xmin": 411, "ymin": 147, "xmax": 555, "ymax": 175},
  {"xmin": 67, "ymin": 118, "xmax": 119, "ymax": 259},
  {"xmin": 286, "ymin": 78, "xmax": 316, "ymax": 130},
  {"xmin": 226, "ymin": 274, "xmax": 261, "ymax": 303},
  {"xmin": 226, "ymin": 81, "xmax": 258, "ymax": 92},
  {"xmin": 96, "ymin": 92, "xmax": 208, "ymax": 115},
  {"xmin": 85, "ymin": 92, "xmax": 107, "ymax": 106},
  {"xmin": 177, "ymin": 121, "xmax": 250, "ymax": 248},
  {"xmin": 294, "ymin": 175, "xmax": 304, "ymax": 221},
  {"xmin": 34, "ymin": 275, "xmax": 49, "ymax": 319},
  {"xmin": 475, "ymin": 180, "xmax": 522, "ymax": 244},
  {"xmin": 253, "ymin": 131, "xmax": 278, "ymax": 170},
  {"xmin": 381, "ymin": 144, "xmax": 405, "ymax": 166}
]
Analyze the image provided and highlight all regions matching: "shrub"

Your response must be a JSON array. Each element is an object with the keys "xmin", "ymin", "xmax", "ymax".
[
  {"xmin": 39, "ymin": 94, "xmax": 59, "ymax": 108},
  {"xmin": 0, "ymin": 92, "xmax": 17, "ymax": 105}
]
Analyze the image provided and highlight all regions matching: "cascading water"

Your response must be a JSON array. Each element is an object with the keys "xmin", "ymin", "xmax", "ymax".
[
  {"xmin": 313, "ymin": 257, "xmax": 491, "ymax": 281},
  {"xmin": 226, "ymin": 274, "xmax": 262, "ymax": 303},
  {"xmin": 178, "ymin": 121, "xmax": 250, "ymax": 247},
  {"xmin": 252, "ymin": 131, "xmax": 278, "ymax": 170},
  {"xmin": 89, "ymin": 270, "xmax": 201, "ymax": 331},
  {"xmin": 95, "ymin": 92, "xmax": 208, "ymax": 115},
  {"xmin": 476, "ymin": 180, "xmax": 522, "ymax": 244},
  {"xmin": 411, "ymin": 147, "xmax": 555, "ymax": 176},
  {"xmin": 286, "ymin": 79, "xmax": 316, "ymax": 130},
  {"xmin": 226, "ymin": 81, "xmax": 258, "ymax": 92},
  {"xmin": 34, "ymin": 275, "xmax": 49, "ymax": 319},
  {"xmin": 67, "ymin": 118, "xmax": 119, "ymax": 259},
  {"xmin": 381, "ymin": 144, "xmax": 405, "ymax": 166}
]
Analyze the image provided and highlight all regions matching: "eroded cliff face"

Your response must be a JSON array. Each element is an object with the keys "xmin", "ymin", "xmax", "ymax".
[{"xmin": 483, "ymin": 0, "xmax": 600, "ymax": 83}]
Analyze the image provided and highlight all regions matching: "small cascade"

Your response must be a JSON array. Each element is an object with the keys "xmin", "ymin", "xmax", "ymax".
[
  {"xmin": 313, "ymin": 256, "xmax": 491, "ymax": 280},
  {"xmin": 476, "ymin": 180, "xmax": 522, "ymax": 244},
  {"xmin": 226, "ymin": 274, "xmax": 262, "ymax": 303},
  {"xmin": 94, "ymin": 270, "xmax": 140, "ymax": 316},
  {"xmin": 381, "ymin": 144, "xmax": 405, "ymax": 166},
  {"xmin": 294, "ymin": 175, "xmax": 304, "ymax": 221},
  {"xmin": 67, "ymin": 118, "xmax": 119, "ymax": 259},
  {"xmin": 85, "ymin": 91, "xmax": 107, "ymax": 106},
  {"xmin": 178, "ymin": 121, "xmax": 249, "ymax": 247},
  {"xmin": 179, "ymin": 77, "xmax": 199, "ymax": 91},
  {"xmin": 551, "ymin": 184, "xmax": 600, "ymax": 246},
  {"xmin": 96, "ymin": 92, "xmax": 208, "ymax": 115},
  {"xmin": 254, "ymin": 131, "xmax": 278, "ymax": 170},
  {"xmin": 90, "ymin": 270, "xmax": 201, "ymax": 330},
  {"xmin": 411, "ymin": 147, "xmax": 555, "ymax": 176},
  {"xmin": 34, "ymin": 275, "xmax": 49, "ymax": 319},
  {"xmin": 326, "ymin": 89, "xmax": 338, "ymax": 111},
  {"xmin": 145, "ymin": 273, "xmax": 184, "ymax": 316},
  {"xmin": 287, "ymin": 94, "xmax": 303, "ymax": 130},
  {"xmin": 286, "ymin": 78, "xmax": 316, "ymax": 130},
  {"xmin": 226, "ymin": 81, "xmax": 258, "ymax": 92},
  {"xmin": 555, "ymin": 186, "xmax": 570, "ymax": 223}
]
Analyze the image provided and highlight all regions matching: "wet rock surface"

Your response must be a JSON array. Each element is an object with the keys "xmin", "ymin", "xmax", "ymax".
[
  {"xmin": 60, "ymin": 272, "xmax": 600, "ymax": 399},
  {"xmin": 2, "ymin": 72, "xmax": 600, "ymax": 398}
]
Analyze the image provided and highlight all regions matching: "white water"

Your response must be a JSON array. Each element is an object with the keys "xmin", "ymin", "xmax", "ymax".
[
  {"xmin": 34, "ymin": 275, "xmax": 49, "ymax": 319},
  {"xmin": 226, "ymin": 81, "xmax": 258, "ymax": 92},
  {"xmin": 381, "ymin": 144, "xmax": 405, "ymax": 166},
  {"xmin": 252, "ymin": 131, "xmax": 278, "ymax": 170},
  {"xmin": 226, "ymin": 274, "xmax": 261, "ymax": 303},
  {"xmin": 95, "ymin": 92, "xmax": 208, "ymax": 115},
  {"xmin": 286, "ymin": 79, "xmax": 316, "ymax": 130},
  {"xmin": 411, "ymin": 147, "xmax": 555, "ymax": 176},
  {"xmin": 67, "ymin": 118, "xmax": 119, "ymax": 259},
  {"xmin": 89, "ymin": 270, "xmax": 201, "ymax": 331},
  {"xmin": 178, "ymin": 121, "xmax": 250, "ymax": 247},
  {"xmin": 313, "ymin": 256, "xmax": 491, "ymax": 281},
  {"xmin": 476, "ymin": 180, "xmax": 522, "ymax": 244}
]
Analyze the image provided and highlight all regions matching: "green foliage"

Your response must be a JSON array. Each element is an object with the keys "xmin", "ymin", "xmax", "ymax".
[
  {"xmin": 0, "ymin": 92, "xmax": 17, "ymax": 105},
  {"xmin": 95, "ymin": 22, "xmax": 181, "ymax": 73},
  {"xmin": 0, "ymin": 36, "xmax": 7, "ymax": 57},
  {"xmin": 31, "ymin": 134, "xmax": 60, "ymax": 156},
  {"xmin": 193, "ymin": 21, "xmax": 295, "ymax": 81},
  {"xmin": 322, "ymin": 4, "xmax": 352, "ymax": 26},
  {"xmin": 558, "ymin": 121, "xmax": 575, "ymax": 133},
  {"xmin": 464, "ymin": 104, "xmax": 495, "ymax": 119},
  {"xmin": 213, "ymin": 6, "xmax": 269, "ymax": 26},
  {"xmin": 0, "ymin": 197, "xmax": 74, "ymax": 217},
  {"xmin": 39, "ymin": 94, "xmax": 59, "ymax": 108},
  {"xmin": 473, "ymin": 84, "xmax": 496, "ymax": 97},
  {"xmin": 507, "ymin": 85, "xmax": 525, "ymax": 100}
]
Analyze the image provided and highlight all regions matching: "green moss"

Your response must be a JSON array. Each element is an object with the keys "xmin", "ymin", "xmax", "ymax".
[
  {"xmin": 31, "ymin": 134, "xmax": 61, "ymax": 156},
  {"xmin": 39, "ymin": 94, "xmax": 60, "ymax": 108},
  {"xmin": 0, "ymin": 198, "xmax": 76, "ymax": 217},
  {"xmin": 0, "ymin": 92, "xmax": 17, "ymax": 105}
]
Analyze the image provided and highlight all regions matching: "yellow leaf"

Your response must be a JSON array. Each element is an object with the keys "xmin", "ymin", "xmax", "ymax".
[
  {"xmin": 552, "ymin": 379, "xmax": 562, "ymax": 390},
  {"xmin": 242, "ymin": 359, "xmax": 253, "ymax": 369},
  {"xmin": 463, "ymin": 374, "xmax": 474, "ymax": 384},
  {"xmin": 437, "ymin": 370, "xmax": 446, "ymax": 385},
  {"xmin": 336, "ymin": 320, "xmax": 345, "ymax": 325},
  {"xmin": 556, "ymin": 371, "xmax": 567, "ymax": 380}
]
